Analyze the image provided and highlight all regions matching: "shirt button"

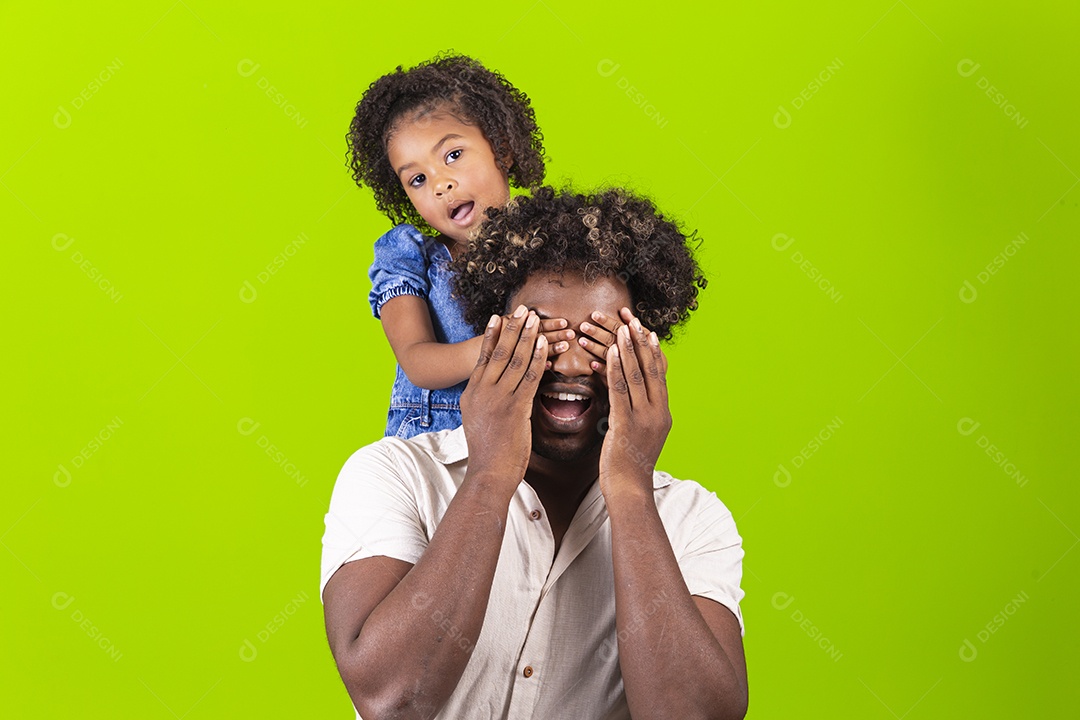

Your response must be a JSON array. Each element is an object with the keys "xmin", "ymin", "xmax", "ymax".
[
  {"xmin": 523, "ymin": 665, "xmax": 534, "ymax": 678},
  {"xmin": 530, "ymin": 509, "xmax": 542, "ymax": 520}
]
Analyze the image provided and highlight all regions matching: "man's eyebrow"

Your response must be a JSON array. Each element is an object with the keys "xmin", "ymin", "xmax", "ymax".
[{"xmin": 394, "ymin": 133, "xmax": 465, "ymax": 178}]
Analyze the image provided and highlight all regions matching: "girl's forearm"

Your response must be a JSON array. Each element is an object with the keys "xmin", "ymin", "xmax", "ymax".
[{"xmin": 396, "ymin": 335, "xmax": 484, "ymax": 389}]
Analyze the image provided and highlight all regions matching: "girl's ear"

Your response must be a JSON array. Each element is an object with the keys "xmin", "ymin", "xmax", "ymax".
[{"xmin": 498, "ymin": 153, "xmax": 514, "ymax": 175}]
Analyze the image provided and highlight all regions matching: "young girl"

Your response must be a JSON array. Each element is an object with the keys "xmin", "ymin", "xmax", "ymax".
[{"xmin": 348, "ymin": 54, "xmax": 574, "ymax": 438}]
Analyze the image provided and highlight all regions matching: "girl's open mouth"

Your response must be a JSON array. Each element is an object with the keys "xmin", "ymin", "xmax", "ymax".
[{"xmin": 450, "ymin": 201, "xmax": 475, "ymax": 223}]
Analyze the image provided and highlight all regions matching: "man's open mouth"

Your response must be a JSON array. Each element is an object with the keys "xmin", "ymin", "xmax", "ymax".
[
  {"xmin": 449, "ymin": 201, "xmax": 475, "ymax": 222},
  {"xmin": 539, "ymin": 391, "xmax": 592, "ymax": 421}
]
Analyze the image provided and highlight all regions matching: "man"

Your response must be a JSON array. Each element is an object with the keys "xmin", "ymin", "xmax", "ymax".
[{"xmin": 321, "ymin": 187, "xmax": 747, "ymax": 719}]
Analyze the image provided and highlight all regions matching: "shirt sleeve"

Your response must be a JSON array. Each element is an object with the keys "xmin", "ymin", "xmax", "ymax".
[
  {"xmin": 320, "ymin": 440, "xmax": 429, "ymax": 601},
  {"xmin": 676, "ymin": 488, "xmax": 746, "ymax": 635},
  {"xmin": 368, "ymin": 224, "xmax": 432, "ymax": 319}
]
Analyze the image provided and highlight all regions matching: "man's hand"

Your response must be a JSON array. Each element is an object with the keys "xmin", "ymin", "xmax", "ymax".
[
  {"xmin": 460, "ymin": 305, "xmax": 548, "ymax": 487},
  {"xmin": 599, "ymin": 308, "xmax": 671, "ymax": 497}
]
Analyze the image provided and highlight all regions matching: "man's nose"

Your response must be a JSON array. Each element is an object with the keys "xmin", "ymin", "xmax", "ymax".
[{"xmin": 550, "ymin": 339, "xmax": 595, "ymax": 377}]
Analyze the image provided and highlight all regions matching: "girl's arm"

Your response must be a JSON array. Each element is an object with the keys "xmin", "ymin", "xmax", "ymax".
[{"xmin": 380, "ymin": 295, "xmax": 572, "ymax": 390}]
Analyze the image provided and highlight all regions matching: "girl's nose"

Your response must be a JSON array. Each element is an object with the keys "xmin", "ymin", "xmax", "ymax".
[{"xmin": 434, "ymin": 177, "xmax": 455, "ymax": 195}]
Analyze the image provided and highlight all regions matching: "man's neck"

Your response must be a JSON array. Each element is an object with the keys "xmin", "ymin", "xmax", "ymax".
[{"xmin": 523, "ymin": 451, "xmax": 601, "ymax": 551}]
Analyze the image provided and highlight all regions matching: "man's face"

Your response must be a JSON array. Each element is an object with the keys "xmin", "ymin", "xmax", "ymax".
[
  {"xmin": 386, "ymin": 109, "xmax": 510, "ymax": 245},
  {"xmin": 508, "ymin": 271, "xmax": 633, "ymax": 463}
]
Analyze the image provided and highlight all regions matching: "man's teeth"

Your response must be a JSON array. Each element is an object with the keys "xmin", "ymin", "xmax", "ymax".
[{"xmin": 543, "ymin": 392, "xmax": 588, "ymax": 402}]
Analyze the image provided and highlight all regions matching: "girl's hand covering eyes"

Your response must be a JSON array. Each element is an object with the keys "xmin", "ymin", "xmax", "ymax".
[
  {"xmin": 501, "ymin": 314, "xmax": 573, "ymax": 371},
  {"xmin": 576, "ymin": 308, "xmax": 635, "ymax": 372}
]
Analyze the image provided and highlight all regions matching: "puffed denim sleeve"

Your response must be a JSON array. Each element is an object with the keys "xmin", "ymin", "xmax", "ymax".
[{"xmin": 368, "ymin": 224, "xmax": 432, "ymax": 319}]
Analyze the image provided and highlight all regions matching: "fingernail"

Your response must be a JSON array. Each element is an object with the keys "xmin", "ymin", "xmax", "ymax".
[
  {"xmin": 592, "ymin": 311, "xmax": 603, "ymax": 321},
  {"xmin": 649, "ymin": 331, "xmax": 659, "ymax": 346},
  {"xmin": 526, "ymin": 313, "xmax": 538, "ymax": 328},
  {"xmin": 488, "ymin": 314, "xmax": 499, "ymax": 328},
  {"xmin": 514, "ymin": 305, "xmax": 527, "ymax": 318},
  {"xmin": 580, "ymin": 322, "xmax": 592, "ymax": 332},
  {"xmin": 631, "ymin": 317, "xmax": 642, "ymax": 332},
  {"xmin": 579, "ymin": 338, "xmax": 588, "ymax": 347}
]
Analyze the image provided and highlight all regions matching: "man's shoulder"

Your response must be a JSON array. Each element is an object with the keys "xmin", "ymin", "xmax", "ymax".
[
  {"xmin": 652, "ymin": 470, "xmax": 735, "ymax": 519},
  {"xmin": 344, "ymin": 426, "xmax": 468, "ymax": 472}
]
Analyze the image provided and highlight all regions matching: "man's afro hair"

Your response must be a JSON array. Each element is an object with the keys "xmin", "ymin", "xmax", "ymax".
[{"xmin": 451, "ymin": 186, "xmax": 706, "ymax": 340}]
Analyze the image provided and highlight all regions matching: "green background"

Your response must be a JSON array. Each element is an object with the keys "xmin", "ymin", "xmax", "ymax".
[{"xmin": 4, "ymin": 1, "xmax": 1077, "ymax": 717}]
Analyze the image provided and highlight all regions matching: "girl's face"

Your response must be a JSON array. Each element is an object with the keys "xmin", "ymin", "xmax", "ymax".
[{"xmin": 386, "ymin": 110, "xmax": 510, "ymax": 245}]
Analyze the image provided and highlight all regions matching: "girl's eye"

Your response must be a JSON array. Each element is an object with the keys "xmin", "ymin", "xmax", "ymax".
[
  {"xmin": 409, "ymin": 173, "xmax": 426, "ymax": 188},
  {"xmin": 446, "ymin": 149, "xmax": 462, "ymax": 163}
]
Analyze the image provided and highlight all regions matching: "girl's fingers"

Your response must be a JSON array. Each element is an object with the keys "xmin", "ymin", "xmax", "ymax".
[
  {"xmin": 582, "ymin": 311, "xmax": 621, "ymax": 346},
  {"xmin": 576, "ymin": 333, "xmax": 610, "ymax": 362},
  {"xmin": 542, "ymin": 328, "xmax": 574, "ymax": 356},
  {"xmin": 539, "ymin": 317, "xmax": 568, "ymax": 333}
]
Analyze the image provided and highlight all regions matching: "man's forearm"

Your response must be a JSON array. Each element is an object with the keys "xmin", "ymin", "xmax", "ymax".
[
  {"xmin": 341, "ymin": 473, "xmax": 514, "ymax": 718},
  {"xmin": 607, "ymin": 486, "xmax": 747, "ymax": 720}
]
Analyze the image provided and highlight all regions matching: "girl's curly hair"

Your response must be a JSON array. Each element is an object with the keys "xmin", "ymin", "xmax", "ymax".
[
  {"xmin": 347, "ymin": 53, "xmax": 545, "ymax": 231},
  {"xmin": 451, "ymin": 187, "xmax": 707, "ymax": 341}
]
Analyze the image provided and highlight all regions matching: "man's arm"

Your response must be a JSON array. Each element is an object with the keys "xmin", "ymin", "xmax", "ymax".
[
  {"xmin": 601, "ymin": 317, "xmax": 748, "ymax": 720},
  {"xmin": 323, "ymin": 308, "xmax": 547, "ymax": 719}
]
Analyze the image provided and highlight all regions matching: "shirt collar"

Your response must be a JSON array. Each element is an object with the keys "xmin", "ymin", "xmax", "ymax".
[{"xmin": 413, "ymin": 426, "xmax": 673, "ymax": 488}]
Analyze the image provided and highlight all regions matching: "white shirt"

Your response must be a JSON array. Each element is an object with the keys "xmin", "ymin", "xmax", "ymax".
[{"xmin": 321, "ymin": 426, "xmax": 745, "ymax": 720}]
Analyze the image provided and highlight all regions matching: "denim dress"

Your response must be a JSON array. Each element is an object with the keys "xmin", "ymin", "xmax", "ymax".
[{"xmin": 369, "ymin": 224, "xmax": 476, "ymax": 438}]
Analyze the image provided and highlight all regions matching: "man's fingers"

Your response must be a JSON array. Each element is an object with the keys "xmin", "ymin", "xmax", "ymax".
[
  {"xmin": 516, "ymin": 333, "xmax": 548, "ymax": 394},
  {"xmin": 606, "ymin": 342, "xmax": 631, "ymax": 413},
  {"xmin": 501, "ymin": 309, "xmax": 541, "ymax": 385},
  {"xmin": 470, "ymin": 314, "xmax": 502, "ymax": 384},
  {"xmin": 618, "ymin": 324, "xmax": 647, "ymax": 408},
  {"xmin": 489, "ymin": 305, "xmax": 529, "ymax": 384},
  {"xmin": 627, "ymin": 314, "xmax": 662, "ymax": 400}
]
